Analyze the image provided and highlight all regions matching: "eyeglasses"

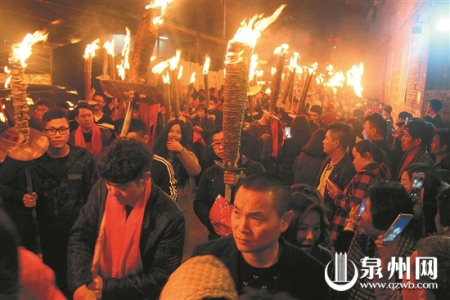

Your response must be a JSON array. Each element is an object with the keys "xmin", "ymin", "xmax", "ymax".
[
  {"xmin": 211, "ymin": 142, "xmax": 224, "ymax": 148},
  {"xmin": 44, "ymin": 127, "xmax": 69, "ymax": 135}
]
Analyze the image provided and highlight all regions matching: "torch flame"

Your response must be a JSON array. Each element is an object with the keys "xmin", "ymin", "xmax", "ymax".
[
  {"xmin": 169, "ymin": 49, "xmax": 181, "ymax": 71},
  {"xmin": 231, "ymin": 4, "xmax": 286, "ymax": 49},
  {"xmin": 146, "ymin": 0, "xmax": 173, "ymax": 25},
  {"xmin": 271, "ymin": 67, "xmax": 276, "ymax": 76},
  {"xmin": 177, "ymin": 65, "xmax": 183, "ymax": 80},
  {"xmin": 249, "ymin": 54, "xmax": 259, "ymax": 82},
  {"xmin": 83, "ymin": 38, "xmax": 100, "ymax": 59},
  {"xmin": 152, "ymin": 61, "xmax": 169, "ymax": 74},
  {"xmin": 3, "ymin": 66, "xmax": 11, "ymax": 88},
  {"xmin": 162, "ymin": 72, "xmax": 170, "ymax": 84},
  {"xmin": 326, "ymin": 71, "xmax": 345, "ymax": 94},
  {"xmin": 117, "ymin": 27, "xmax": 131, "ymax": 80},
  {"xmin": 289, "ymin": 52, "xmax": 299, "ymax": 70},
  {"xmin": 273, "ymin": 43, "xmax": 289, "ymax": 55},
  {"xmin": 203, "ymin": 55, "xmax": 210, "ymax": 75},
  {"xmin": 103, "ymin": 39, "xmax": 115, "ymax": 56},
  {"xmin": 190, "ymin": 71, "xmax": 196, "ymax": 84},
  {"xmin": 12, "ymin": 30, "xmax": 48, "ymax": 67},
  {"xmin": 346, "ymin": 62, "xmax": 364, "ymax": 98}
]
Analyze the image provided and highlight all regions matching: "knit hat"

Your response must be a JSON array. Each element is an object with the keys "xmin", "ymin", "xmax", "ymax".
[{"xmin": 159, "ymin": 255, "xmax": 238, "ymax": 300}]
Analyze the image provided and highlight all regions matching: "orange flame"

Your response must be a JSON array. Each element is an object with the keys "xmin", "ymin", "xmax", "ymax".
[
  {"xmin": 327, "ymin": 71, "xmax": 345, "ymax": 94},
  {"xmin": 146, "ymin": 0, "xmax": 173, "ymax": 25},
  {"xmin": 3, "ymin": 66, "xmax": 11, "ymax": 88},
  {"xmin": 288, "ymin": 52, "xmax": 299, "ymax": 71},
  {"xmin": 273, "ymin": 43, "xmax": 289, "ymax": 55},
  {"xmin": 169, "ymin": 49, "xmax": 181, "ymax": 71},
  {"xmin": 190, "ymin": 71, "xmax": 196, "ymax": 84},
  {"xmin": 152, "ymin": 61, "xmax": 169, "ymax": 74},
  {"xmin": 83, "ymin": 38, "xmax": 100, "ymax": 59},
  {"xmin": 203, "ymin": 55, "xmax": 210, "ymax": 75},
  {"xmin": 177, "ymin": 65, "xmax": 183, "ymax": 80},
  {"xmin": 231, "ymin": 4, "xmax": 286, "ymax": 49},
  {"xmin": 162, "ymin": 72, "xmax": 170, "ymax": 84},
  {"xmin": 103, "ymin": 39, "xmax": 115, "ymax": 56},
  {"xmin": 117, "ymin": 27, "xmax": 131, "ymax": 80},
  {"xmin": 346, "ymin": 62, "xmax": 364, "ymax": 98},
  {"xmin": 12, "ymin": 30, "xmax": 48, "ymax": 67},
  {"xmin": 249, "ymin": 54, "xmax": 259, "ymax": 82}
]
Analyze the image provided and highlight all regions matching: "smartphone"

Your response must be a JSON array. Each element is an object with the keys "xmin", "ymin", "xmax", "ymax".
[
  {"xmin": 284, "ymin": 127, "xmax": 292, "ymax": 139},
  {"xmin": 358, "ymin": 200, "xmax": 366, "ymax": 219},
  {"xmin": 382, "ymin": 213, "xmax": 414, "ymax": 243},
  {"xmin": 410, "ymin": 172, "xmax": 425, "ymax": 201}
]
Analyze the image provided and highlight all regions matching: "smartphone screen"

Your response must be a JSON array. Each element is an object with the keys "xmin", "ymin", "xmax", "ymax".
[
  {"xmin": 410, "ymin": 172, "xmax": 425, "ymax": 200},
  {"xmin": 284, "ymin": 127, "xmax": 292, "ymax": 139},
  {"xmin": 358, "ymin": 200, "xmax": 366, "ymax": 219},
  {"xmin": 382, "ymin": 214, "xmax": 414, "ymax": 243}
]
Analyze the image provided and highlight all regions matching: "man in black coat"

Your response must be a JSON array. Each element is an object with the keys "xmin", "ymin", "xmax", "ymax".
[
  {"xmin": 193, "ymin": 172, "xmax": 329, "ymax": 300},
  {"xmin": 67, "ymin": 139, "xmax": 185, "ymax": 300}
]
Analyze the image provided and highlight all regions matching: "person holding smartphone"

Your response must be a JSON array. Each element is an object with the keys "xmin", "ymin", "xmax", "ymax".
[
  {"xmin": 336, "ymin": 181, "xmax": 425, "ymax": 300},
  {"xmin": 326, "ymin": 140, "xmax": 392, "ymax": 244}
]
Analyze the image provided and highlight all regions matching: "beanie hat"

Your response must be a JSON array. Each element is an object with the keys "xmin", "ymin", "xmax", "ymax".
[{"xmin": 159, "ymin": 255, "xmax": 238, "ymax": 300}]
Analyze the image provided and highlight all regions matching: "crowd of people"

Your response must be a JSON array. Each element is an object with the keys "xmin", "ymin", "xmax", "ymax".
[{"xmin": 0, "ymin": 88, "xmax": 450, "ymax": 300}]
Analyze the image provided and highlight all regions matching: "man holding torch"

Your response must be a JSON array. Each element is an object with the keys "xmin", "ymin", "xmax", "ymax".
[{"xmin": 68, "ymin": 139, "xmax": 185, "ymax": 300}]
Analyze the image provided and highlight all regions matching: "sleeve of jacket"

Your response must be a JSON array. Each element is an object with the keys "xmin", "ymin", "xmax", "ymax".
[
  {"xmin": 0, "ymin": 157, "xmax": 27, "ymax": 205},
  {"xmin": 177, "ymin": 148, "xmax": 201, "ymax": 176},
  {"xmin": 193, "ymin": 170, "xmax": 215, "ymax": 233},
  {"xmin": 101, "ymin": 208, "xmax": 185, "ymax": 300},
  {"xmin": 334, "ymin": 173, "xmax": 374, "ymax": 212},
  {"xmin": 67, "ymin": 179, "xmax": 104, "ymax": 293}
]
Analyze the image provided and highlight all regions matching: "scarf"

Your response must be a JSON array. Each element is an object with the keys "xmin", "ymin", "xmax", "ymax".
[
  {"xmin": 74, "ymin": 123, "xmax": 102, "ymax": 158},
  {"xmin": 99, "ymin": 179, "xmax": 151, "ymax": 278}
]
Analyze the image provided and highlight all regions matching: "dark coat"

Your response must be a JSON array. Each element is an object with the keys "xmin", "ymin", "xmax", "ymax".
[
  {"xmin": 193, "ymin": 155, "xmax": 265, "ymax": 238},
  {"xmin": 67, "ymin": 179, "xmax": 185, "ymax": 300},
  {"xmin": 395, "ymin": 147, "xmax": 434, "ymax": 180},
  {"xmin": 192, "ymin": 236, "xmax": 330, "ymax": 300},
  {"xmin": 0, "ymin": 145, "xmax": 97, "ymax": 245},
  {"xmin": 315, "ymin": 155, "xmax": 356, "ymax": 222}
]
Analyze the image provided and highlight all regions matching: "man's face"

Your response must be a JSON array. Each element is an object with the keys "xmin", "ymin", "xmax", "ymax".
[
  {"xmin": 426, "ymin": 103, "xmax": 433, "ymax": 114},
  {"xmin": 93, "ymin": 95, "xmax": 105, "ymax": 111},
  {"xmin": 401, "ymin": 129, "xmax": 420, "ymax": 152},
  {"xmin": 309, "ymin": 111, "xmax": 320, "ymax": 124},
  {"xmin": 322, "ymin": 130, "xmax": 337, "ymax": 155},
  {"xmin": 231, "ymin": 187, "xmax": 288, "ymax": 255},
  {"xmin": 35, "ymin": 105, "xmax": 49, "ymax": 119},
  {"xmin": 363, "ymin": 121, "xmax": 375, "ymax": 141},
  {"xmin": 211, "ymin": 131, "xmax": 224, "ymax": 160},
  {"xmin": 430, "ymin": 135, "xmax": 445, "ymax": 155},
  {"xmin": 359, "ymin": 198, "xmax": 384, "ymax": 238},
  {"xmin": 75, "ymin": 108, "xmax": 94, "ymax": 129},
  {"xmin": 104, "ymin": 178, "xmax": 146, "ymax": 206},
  {"xmin": 44, "ymin": 118, "xmax": 69, "ymax": 150}
]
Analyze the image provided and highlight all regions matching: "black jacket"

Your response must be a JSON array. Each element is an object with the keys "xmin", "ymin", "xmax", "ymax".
[
  {"xmin": 67, "ymin": 179, "xmax": 185, "ymax": 300},
  {"xmin": 315, "ymin": 155, "xmax": 356, "ymax": 222},
  {"xmin": 192, "ymin": 236, "xmax": 330, "ymax": 300},
  {"xmin": 0, "ymin": 145, "xmax": 97, "ymax": 245}
]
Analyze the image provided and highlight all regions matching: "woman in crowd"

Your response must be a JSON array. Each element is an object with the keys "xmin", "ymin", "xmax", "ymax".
[
  {"xmin": 283, "ymin": 191, "xmax": 332, "ymax": 265},
  {"xmin": 154, "ymin": 119, "xmax": 201, "ymax": 191},
  {"xmin": 327, "ymin": 140, "xmax": 392, "ymax": 242}
]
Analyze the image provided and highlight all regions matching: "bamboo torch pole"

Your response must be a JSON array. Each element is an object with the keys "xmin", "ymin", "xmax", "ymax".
[{"xmin": 221, "ymin": 4, "xmax": 286, "ymax": 202}]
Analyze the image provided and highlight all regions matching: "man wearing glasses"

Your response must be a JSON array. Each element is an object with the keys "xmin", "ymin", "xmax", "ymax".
[
  {"xmin": 0, "ymin": 109, "xmax": 98, "ymax": 296},
  {"xmin": 194, "ymin": 130, "xmax": 265, "ymax": 240}
]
